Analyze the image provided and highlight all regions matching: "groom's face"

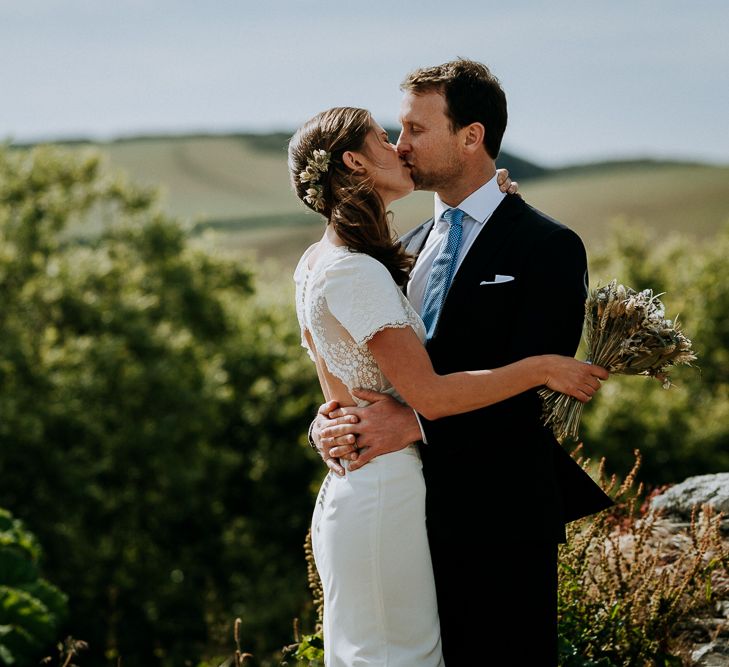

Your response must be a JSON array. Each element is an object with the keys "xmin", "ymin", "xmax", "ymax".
[{"xmin": 396, "ymin": 90, "xmax": 462, "ymax": 192}]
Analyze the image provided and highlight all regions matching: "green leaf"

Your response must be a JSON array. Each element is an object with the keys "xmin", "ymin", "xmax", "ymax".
[
  {"xmin": 0, "ymin": 547, "xmax": 38, "ymax": 587},
  {"xmin": 17, "ymin": 579, "xmax": 67, "ymax": 623},
  {"xmin": 0, "ymin": 641, "xmax": 15, "ymax": 665},
  {"xmin": 0, "ymin": 587, "xmax": 54, "ymax": 643}
]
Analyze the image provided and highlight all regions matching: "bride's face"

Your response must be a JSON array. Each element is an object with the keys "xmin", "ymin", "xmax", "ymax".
[{"xmin": 353, "ymin": 121, "xmax": 414, "ymax": 205}]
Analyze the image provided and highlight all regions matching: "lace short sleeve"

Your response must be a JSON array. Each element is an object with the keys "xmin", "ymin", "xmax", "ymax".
[{"xmin": 323, "ymin": 252, "xmax": 414, "ymax": 346}]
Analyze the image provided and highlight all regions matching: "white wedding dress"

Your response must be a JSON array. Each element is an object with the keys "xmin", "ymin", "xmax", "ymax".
[{"xmin": 294, "ymin": 242, "xmax": 445, "ymax": 667}]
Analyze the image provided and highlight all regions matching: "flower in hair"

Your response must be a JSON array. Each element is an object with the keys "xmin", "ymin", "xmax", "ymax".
[
  {"xmin": 299, "ymin": 166, "xmax": 318, "ymax": 183},
  {"xmin": 299, "ymin": 149, "xmax": 330, "ymax": 210},
  {"xmin": 304, "ymin": 184, "xmax": 325, "ymax": 210}
]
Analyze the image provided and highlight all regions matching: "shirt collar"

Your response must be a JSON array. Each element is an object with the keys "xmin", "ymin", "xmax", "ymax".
[{"xmin": 433, "ymin": 173, "xmax": 506, "ymax": 225}]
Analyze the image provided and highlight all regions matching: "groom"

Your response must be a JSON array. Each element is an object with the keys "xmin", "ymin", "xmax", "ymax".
[{"xmin": 311, "ymin": 59, "xmax": 613, "ymax": 665}]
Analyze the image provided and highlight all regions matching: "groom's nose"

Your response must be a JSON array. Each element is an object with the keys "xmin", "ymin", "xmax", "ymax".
[{"xmin": 396, "ymin": 131, "xmax": 409, "ymax": 156}]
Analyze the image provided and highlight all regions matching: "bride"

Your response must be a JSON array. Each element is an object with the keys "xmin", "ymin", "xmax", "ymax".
[{"xmin": 289, "ymin": 107, "xmax": 607, "ymax": 666}]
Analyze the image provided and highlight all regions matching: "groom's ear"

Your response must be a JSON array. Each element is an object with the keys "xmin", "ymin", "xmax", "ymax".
[
  {"xmin": 342, "ymin": 150, "xmax": 366, "ymax": 175},
  {"xmin": 462, "ymin": 122, "xmax": 486, "ymax": 153}
]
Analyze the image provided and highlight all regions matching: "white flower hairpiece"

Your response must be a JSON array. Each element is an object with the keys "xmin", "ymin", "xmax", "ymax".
[{"xmin": 299, "ymin": 149, "xmax": 331, "ymax": 211}]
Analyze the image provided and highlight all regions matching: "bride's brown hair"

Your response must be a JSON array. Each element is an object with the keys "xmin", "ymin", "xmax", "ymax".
[{"xmin": 288, "ymin": 107, "xmax": 414, "ymax": 287}]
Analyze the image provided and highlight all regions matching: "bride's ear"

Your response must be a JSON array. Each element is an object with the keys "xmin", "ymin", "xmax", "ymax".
[{"xmin": 342, "ymin": 150, "xmax": 367, "ymax": 176}]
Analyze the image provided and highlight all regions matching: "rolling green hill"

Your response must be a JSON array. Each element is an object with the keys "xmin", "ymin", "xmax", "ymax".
[{"xmin": 19, "ymin": 133, "xmax": 729, "ymax": 271}]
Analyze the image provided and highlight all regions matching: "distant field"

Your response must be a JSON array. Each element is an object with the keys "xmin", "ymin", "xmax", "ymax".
[
  {"xmin": 103, "ymin": 135, "xmax": 300, "ymax": 220},
  {"xmin": 522, "ymin": 163, "xmax": 729, "ymax": 241},
  {"xmin": 45, "ymin": 134, "xmax": 729, "ymax": 273}
]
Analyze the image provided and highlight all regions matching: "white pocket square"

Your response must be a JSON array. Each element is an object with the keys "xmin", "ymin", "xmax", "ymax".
[{"xmin": 480, "ymin": 274, "xmax": 515, "ymax": 285}]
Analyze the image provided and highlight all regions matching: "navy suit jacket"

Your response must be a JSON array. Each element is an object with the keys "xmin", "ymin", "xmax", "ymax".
[{"xmin": 400, "ymin": 193, "xmax": 613, "ymax": 543}]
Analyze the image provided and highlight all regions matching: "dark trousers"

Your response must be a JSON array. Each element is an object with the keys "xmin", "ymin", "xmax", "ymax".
[{"xmin": 428, "ymin": 535, "xmax": 558, "ymax": 666}]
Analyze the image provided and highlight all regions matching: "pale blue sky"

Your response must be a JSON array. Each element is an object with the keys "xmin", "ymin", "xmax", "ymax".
[{"xmin": 2, "ymin": 0, "xmax": 727, "ymax": 166}]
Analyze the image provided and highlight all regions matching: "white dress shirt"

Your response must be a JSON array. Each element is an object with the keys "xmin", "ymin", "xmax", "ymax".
[
  {"xmin": 406, "ymin": 174, "xmax": 506, "ymax": 442},
  {"xmin": 407, "ymin": 174, "xmax": 506, "ymax": 314}
]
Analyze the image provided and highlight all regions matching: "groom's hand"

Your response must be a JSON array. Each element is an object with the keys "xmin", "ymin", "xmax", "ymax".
[{"xmin": 323, "ymin": 389, "xmax": 422, "ymax": 472}]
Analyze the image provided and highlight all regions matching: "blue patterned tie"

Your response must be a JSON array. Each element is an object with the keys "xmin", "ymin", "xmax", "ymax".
[{"xmin": 421, "ymin": 207, "xmax": 465, "ymax": 339}]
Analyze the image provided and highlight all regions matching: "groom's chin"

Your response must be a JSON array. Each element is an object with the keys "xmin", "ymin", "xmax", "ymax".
[{"xmin": 409, "ymin": 171, "xmax": 435, "ymax": 192}]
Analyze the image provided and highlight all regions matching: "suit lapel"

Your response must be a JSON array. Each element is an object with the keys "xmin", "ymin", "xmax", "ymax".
[
  {"xmin": 399, "ymin": 218, "xmax": 434, "ymax": 258},
  {"xmin": 455, "ymin": 194, "xmax": 522, "ymax": 282}
]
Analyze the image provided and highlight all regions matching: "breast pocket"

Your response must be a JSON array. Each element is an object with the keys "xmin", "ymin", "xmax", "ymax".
[
  {"xmin": 480, "ymin": 274, "xmax": 515, "ymax": 286},
  {"xmin": 477, "ymin": 275, "xmax": 518, "ymax": 302},
  {"xmin": 473, "ymin": 275, "xmax": 520, "ymax": 331}
]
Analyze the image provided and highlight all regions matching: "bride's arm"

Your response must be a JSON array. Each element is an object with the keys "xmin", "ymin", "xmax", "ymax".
[
  {"xmin": 367, "ymin": 326, "xmax": 607, "ymax": 421},
  {"xmin": 319, "ymin": 327, "xmax": 607, "ymax": 471}
]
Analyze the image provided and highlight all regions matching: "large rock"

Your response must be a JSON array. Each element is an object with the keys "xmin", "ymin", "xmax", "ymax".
[
  {"xmin": 649, "ymin": 474, "xmax": 729, "ymax": 664},
  {"xmin": 692, "ymin": 639, "xmax": 729, "ymax": 667},
  {"xmin": 651, "ymin": 473, "xmax": 729, "ymax": 521}
]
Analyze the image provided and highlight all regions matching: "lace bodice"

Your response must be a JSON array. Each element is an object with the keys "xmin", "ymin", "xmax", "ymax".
[{"xmin": 293, "ymin": 243, "xmax": 427, "ymax": 408}]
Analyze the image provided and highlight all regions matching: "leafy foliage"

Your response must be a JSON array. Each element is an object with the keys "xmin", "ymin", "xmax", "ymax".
[
  {"xmin": 287, "ymin": 633, "xmax": 324, "ymax": 666},
  {"xmin": 582, "ymin": 220, "xmax": 729, "ymax": 484},
  {"xmin": 0, "ymin": 508, "xmax": 68, "ymax": 665},
  {"xmin": 0, "ymin": 145, "xmax": 323, "ymax": 666}
]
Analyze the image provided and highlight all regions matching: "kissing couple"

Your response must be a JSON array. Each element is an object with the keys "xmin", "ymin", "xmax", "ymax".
[{"xmin": 290, "ymin": 58, "xmax": 614, "ymax": 666}]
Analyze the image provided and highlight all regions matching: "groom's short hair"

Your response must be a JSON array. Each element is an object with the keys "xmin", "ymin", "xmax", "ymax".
[{"xmin": 401, "ymin": 59, "xmax": 507, "ymax": 159}]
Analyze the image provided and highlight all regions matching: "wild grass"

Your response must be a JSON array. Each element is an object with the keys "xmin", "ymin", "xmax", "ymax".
[
  {"xmin": 40, "ymin": 637, "xmax": 89, "ymax": 667},
  {"xmin": 558, "ymin": 448, "xmax": 729, "ymax": 666}
]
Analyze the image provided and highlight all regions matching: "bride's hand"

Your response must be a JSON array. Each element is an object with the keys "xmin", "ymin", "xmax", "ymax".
[
  {"xmin": 496, "ymin": 168, "xmax": 519, "ymax": 195},
  {"xmin": 542, "ymin": 355, "xmax": 609, "ymax": 402}
]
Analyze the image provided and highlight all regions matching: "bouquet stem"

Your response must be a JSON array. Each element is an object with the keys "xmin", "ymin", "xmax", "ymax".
[{"xmin": 538, "ymin": 388, "xmax": 584, "ymax": 441}]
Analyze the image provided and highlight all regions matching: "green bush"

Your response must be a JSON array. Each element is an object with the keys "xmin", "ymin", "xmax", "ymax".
[
  {"xmin": 582, "ymin": 221, "xmax": 729, "ymax": 484},
  {"xmin": 0, "ymin": 145, "xmax": 323, "ymax": 666},
  {"xmin": 0, "ymin": 507, "xmax": 68, "ymax": 665}
]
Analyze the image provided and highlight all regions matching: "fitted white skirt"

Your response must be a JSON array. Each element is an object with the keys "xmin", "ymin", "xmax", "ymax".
[{"xmin": 311, "ymin": 444, "xmax": 445, "ymax": 667}]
